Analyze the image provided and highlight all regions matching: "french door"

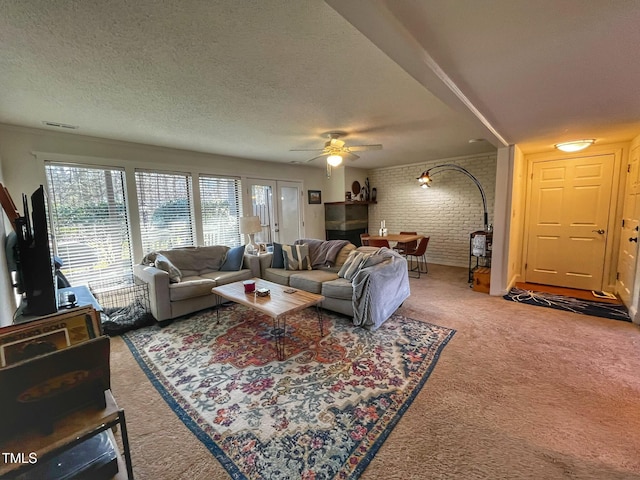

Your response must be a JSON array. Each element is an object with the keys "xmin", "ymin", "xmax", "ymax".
[{"xmin": 246, "ymin": 179, "xmax": 303, "ymax": 245}]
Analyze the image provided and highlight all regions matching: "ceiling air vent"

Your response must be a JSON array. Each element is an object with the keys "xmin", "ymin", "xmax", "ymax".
[{"xmin": 42, "ymin": 121, "xmax": 79, "ymax": 130}]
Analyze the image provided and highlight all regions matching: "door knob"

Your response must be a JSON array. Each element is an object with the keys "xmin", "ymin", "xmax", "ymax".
[
  {"xmin": 630, "ymin": 237, "xmax": 638, "ymax": 243},
  {"xmin": 592, "ymin": 229, "xmax": 605, "ymax": 234}
]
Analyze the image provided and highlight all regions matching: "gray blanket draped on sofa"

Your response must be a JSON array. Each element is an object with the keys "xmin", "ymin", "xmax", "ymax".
[{"xmin": 352, "ymin": 248, "xmax": 410, "ymax": 330}]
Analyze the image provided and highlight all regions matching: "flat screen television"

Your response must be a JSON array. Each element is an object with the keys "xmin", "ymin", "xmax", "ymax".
[{"xmin": 14, "ymin": 185, "xmax": 58, "ymax": 316}]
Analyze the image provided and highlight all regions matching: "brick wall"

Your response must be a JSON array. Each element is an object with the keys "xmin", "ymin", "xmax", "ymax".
[{"xmin": 368, "ymin": 155, "xmax": 497, "ymax": 267}]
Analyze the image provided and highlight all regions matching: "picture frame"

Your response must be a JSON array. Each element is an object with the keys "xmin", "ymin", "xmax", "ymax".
[{"xmin": 308, "ymin": 190, "xmax": 322, "ymax": 204}]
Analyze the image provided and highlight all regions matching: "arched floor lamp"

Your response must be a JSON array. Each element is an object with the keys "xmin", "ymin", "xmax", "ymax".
[{"xmin": 417, "ymin": 163, "xmax": 489, "ymax": 232}]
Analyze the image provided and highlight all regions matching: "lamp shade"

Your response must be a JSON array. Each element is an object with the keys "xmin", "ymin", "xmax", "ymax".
[{"xmin": 239, "ymin": 216, "xmax": 261, "ymax": 234}]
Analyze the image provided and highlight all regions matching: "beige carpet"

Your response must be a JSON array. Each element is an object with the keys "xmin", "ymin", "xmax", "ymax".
[{"xmin": 110, "ymin": 265, "xmax": 640, "ymax": 479}]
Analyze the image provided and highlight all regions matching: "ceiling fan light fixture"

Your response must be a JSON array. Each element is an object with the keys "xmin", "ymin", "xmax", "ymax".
[
  {"xmin": 554, "ymin": 139, "xmax": 595, "ymax": 152},
  {"xmin": 327, "ymin": 154, "xmax": 343, "ymax": 167}
]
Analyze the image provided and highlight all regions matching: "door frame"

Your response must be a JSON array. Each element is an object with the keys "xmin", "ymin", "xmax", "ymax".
[{"xmin": 521, "ymin": 145, "xmax": 626, "ymax": 292}]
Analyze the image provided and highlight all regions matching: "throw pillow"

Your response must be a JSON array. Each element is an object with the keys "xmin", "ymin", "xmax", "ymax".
[
  {"xmin": 271, "ymin": 242, "xmax": 285, "ymax": 269},
  {"xmin": 282, "ymin": 244, "xmax": 312, "ymax": 271},
  {"xmin": 141, "ymin": 251, "xmax": 158, "ymax": 266},
  {"xmin": 337, "ymin": 250, "xmax": 373, "ymax": 281},
  {"xmin": 220, "ymin": 245, "xmax": 245, "ymax": 271},
  {"xmin": 334, "ymin": 244, "xmax": 356, "ymax": 267},
  {"xmin": 154, "ymin": 253, "xmax": 182, "ymax": 283}
]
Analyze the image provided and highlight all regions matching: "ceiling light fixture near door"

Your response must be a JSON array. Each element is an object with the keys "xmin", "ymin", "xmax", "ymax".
[{"xmin": 554, "ymin": 139, "xmax": 595, "ymax": 152}]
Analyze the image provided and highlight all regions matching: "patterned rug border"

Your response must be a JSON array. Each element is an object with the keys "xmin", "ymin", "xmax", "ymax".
[
  {"xmin": 122, "ymin": 309, "xmax": 456, "ymax": 480},
  {"xmin": 503, "ymin": 287, "xmax": 631, "ymax": 322}
]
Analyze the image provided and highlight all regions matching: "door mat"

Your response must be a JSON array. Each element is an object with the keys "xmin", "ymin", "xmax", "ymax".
[{"xmin": 504, "ymin": 287, "xmax": 631, "ymax": 322}]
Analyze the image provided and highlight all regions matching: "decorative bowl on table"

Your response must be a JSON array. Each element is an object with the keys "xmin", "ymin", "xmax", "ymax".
[{"xmin": 256, "ymin": 288, "xmax": 270, "ymax": 297}]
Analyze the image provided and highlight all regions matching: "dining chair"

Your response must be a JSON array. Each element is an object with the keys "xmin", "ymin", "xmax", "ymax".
[
  {"xmin": 405, "ymin": 236, "xmax": 429, "ymax": 278},
  {"xmin": 360, "ymin": 233, "xmax": 370, "ymax": 246},
  {"xmin": 368, "ymin": 238, "xmax": 390, "ymax": 248},
  {"xmin": 393, "ymin": 231, "xmax": 417, "ymax": 255}
]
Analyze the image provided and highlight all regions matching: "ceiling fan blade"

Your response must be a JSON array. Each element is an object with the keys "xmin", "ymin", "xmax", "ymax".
[
  {"xmin": 306, "ymin": 153, "xmax": 330, "ymax": 163},
  {"xmin": 346, "ymin": 144, "xmax": 383, "ymax": 152},
  {"xmin": 290, "ymin": 148, "xmax": 325, "ymax": 152},
  {"xmin": 344, "ymin": 152, "xmax": 360, "ymax": 161}
]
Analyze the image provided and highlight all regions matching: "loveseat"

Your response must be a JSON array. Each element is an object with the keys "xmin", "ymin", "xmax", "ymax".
[
  {"xmin": 133, "ymin": 245, "xmax": 259, "ymax": 322},
  {"xmin": 259, "ymin": 239, "xmax": 410, "ymax": 330}
]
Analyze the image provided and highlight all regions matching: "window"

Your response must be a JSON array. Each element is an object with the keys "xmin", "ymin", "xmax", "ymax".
[
  {"xmin": 199, "ymin": 175, "xmax": 243, "ymax": 247},
  {"xmin": 45, "ymin": 163, "xmax": 133, "ymax": 285},
  {"xmin": 135, "ymin": 170, "xmax": 195, "ymax": 253}
]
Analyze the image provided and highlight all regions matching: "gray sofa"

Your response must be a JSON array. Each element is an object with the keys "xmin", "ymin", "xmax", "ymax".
[
  {"xmin": 259, "ymin": 240, "xmax": 410, "ymax": 330},
  {"xmin": 133, "ymin": 245, "xmax": 260, "ymax": 322}
]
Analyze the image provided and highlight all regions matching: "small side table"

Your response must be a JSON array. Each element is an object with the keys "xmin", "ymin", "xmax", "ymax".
[{"xmin": 0, "ymin": 389, "xmax": 134, "ymax": 479}]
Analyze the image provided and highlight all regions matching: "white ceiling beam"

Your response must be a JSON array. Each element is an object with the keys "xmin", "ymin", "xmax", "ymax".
[{"xmin": 326, "ymin": 0, "xmax": 509, "ymax": 149}]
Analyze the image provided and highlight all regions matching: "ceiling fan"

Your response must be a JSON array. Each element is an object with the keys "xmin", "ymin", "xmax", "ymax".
[{"xmin": 290, "ymin": 131, "xmax": 382, "ymax": 167}]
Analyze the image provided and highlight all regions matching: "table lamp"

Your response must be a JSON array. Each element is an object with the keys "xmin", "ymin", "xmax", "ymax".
[{"xmin": 239, "ymin": 216, "xmax": 262, "ymax": 254}]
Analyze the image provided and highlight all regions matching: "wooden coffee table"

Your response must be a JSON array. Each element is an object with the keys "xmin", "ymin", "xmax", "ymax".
[{"xmin": 211, "ymin": 278, "xmax": 325, "ymax": 360}]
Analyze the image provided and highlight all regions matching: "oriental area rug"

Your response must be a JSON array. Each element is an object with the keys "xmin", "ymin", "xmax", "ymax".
[{"xmin": 122, "ymin": 304, "xmax": 455, "ymax": 479}]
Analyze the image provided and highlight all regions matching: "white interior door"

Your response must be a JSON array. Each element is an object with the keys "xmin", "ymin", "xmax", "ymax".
[
  {"xmin": 246, "ymin": 179, "xmax": 303, "ymax": 245},
  {"xmin": 617, "ymin": 145, "xmax": 640, "ymax": 306},
  {"xmin": 525, "ymin": 154, "xmax": 615, "ymax": 290}
]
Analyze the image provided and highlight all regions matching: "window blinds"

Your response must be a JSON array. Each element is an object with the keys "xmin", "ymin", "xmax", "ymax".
[
  {"xmin": 199, "ymin": 175, "xmax": 243, "ymax": 247},
  {"xmin": 45, "ymin": 163, "xmax": 133, "ymax": 285},
  {"xmin": 135, "ymin": 170, "xmax": 195, "ymax": 253}
]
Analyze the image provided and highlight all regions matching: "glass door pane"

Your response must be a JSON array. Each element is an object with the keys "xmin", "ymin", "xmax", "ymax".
[
  {"xmin": 248, "ymin": 180, "xmax": 276, "ymax": 244},
  {"xmin": 277, "ymin": 182, "xmax": 302, "ymax": 244}
]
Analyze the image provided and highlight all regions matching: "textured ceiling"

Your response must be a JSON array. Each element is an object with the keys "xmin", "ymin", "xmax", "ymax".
[{"xmin": 0, "ymin": 1, "xmax": 638, "ymax": 170}]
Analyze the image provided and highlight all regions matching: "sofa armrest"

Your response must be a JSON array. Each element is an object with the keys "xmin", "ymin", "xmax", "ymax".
[
  {"xmin": 134, "ymin": 264, "xmax": 171, "ymax": 321},
  {"xmin": 242, "ymin": 254, "xmax": 261, "ymax": 278},
  {"xmin": 256, "ymin": 253, "xmax": 273, "ymax": 278}
]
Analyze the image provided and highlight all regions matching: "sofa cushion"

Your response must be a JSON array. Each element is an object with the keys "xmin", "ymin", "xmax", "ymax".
[
  {"xmin": 201, "ymin": 269, "xmax": 252, "ymax": 286},
  {"xmin": 289, "ymin": 270, "xmax": 339, "ymax": 294},
  {"xmin": 271, "ymin": 242, "xmax": 285, "ymax": 269},
  {"xmin": 220, "ymin": 245, "xmax": 245, "ymax": 271},
  {"xmin": 160, "ymin": 246, "xmax": 229, "ymax": 277},
  {"xmin": 282, "ymin": 244, "xmax": 312, "ymax": 271},
  {"xmin": 263, "ymin": 268, "xmax": 298, "ymax": 286},
  {"xmin": 168, "ymin": 277, "xmax": 217, "ymax": 302},
  {"xmin": 321, "ymin": 278, "xmax": 353, "ymax": 300}
]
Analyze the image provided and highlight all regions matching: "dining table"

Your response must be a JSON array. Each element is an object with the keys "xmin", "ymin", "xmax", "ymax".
[{"xmin": 367, "ymin": 233, "xmax": 423, "ymax": 243}]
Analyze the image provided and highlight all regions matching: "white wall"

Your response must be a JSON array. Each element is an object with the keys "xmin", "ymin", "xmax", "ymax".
[
  {"xmin": 367, "ymin": 154, "xmax": 497, "ymax": 267},
  {"xmin": 0, "ymin": 124, "xmax": 334, "ymax": 314},
  {"xmin": 507, "ymin": 145, "xmax": 527, "ymax": 287},
  {"xmin": 321, "ymin": 165, "xmax": 371, "ymax": 203}
]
